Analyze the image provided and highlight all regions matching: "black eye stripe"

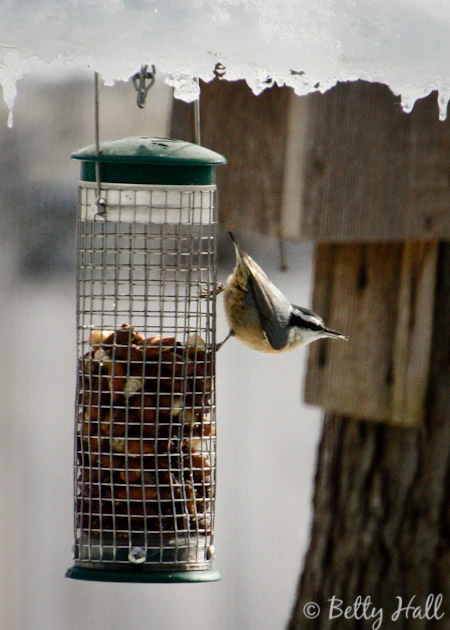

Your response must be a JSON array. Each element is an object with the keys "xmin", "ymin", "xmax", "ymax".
[{"xmin": 289, "ymin": 312, "xmax": 323, "ymax": 332}]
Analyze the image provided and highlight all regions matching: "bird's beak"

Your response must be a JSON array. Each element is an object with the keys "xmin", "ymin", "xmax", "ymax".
[{"xmin": 323, "ymin": 328, "xmax": 349, "ymax": 341}]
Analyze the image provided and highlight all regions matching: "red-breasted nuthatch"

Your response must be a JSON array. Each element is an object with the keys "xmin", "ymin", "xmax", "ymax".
[{"xmin": 221, "ymin": 232, "xmax": 348, "ymax": 353}]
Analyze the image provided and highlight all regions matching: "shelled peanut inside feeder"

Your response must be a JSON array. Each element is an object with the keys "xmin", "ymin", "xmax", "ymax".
[{"xmin": 66, "ymin": 137, "xmax": 226, "ymax": 583}]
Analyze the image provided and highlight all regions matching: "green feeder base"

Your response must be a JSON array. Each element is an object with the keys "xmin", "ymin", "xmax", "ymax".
[{"xmin": 65, "ymin": 566, "xmax": 221, "ymax": 583}]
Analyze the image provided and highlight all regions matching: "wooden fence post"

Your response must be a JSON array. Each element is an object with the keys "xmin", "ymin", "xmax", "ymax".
[
  {"xmin": 289, "ymin": 242, "xmax": 450, "ymax": 628},
  {"xmin": 289, "ymin": 85, "xmax": 450, "ymax": 628}
]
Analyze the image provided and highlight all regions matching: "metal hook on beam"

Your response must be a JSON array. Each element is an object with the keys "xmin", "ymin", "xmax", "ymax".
[{"xmin": 132, "ymin": 64, "xmax": 156, "ymax": 109}]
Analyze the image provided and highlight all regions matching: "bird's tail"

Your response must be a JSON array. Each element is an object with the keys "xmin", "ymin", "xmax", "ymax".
[{"xmin": 228, "ymin": 231, "xmax": 245, "ymax": 264}]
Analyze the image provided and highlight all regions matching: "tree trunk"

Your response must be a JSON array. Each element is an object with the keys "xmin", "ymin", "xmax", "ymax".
[{"xmin": 288, "ymin": 243, "xmax": 450, "ymax": 629}]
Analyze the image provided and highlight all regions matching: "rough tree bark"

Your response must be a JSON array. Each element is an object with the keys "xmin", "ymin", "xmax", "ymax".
[{"xmin": 288, "ymin": 243, "xmax": 450, "ymax": 628}]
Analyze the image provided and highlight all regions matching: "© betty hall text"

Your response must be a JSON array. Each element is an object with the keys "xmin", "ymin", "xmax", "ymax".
[{"xmin": 303, "ymin": 594, "xmax": 445, "ymax": 629}]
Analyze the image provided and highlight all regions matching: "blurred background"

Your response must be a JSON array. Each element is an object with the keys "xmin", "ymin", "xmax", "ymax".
[{"xmin": 0, "ymin": 70, "xmax": 322, "ymax": 630}]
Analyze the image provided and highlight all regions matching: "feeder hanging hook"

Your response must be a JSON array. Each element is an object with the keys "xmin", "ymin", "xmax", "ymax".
[{"xmin": 132, "ymin": 64, "xmax": 156, "ymax": 109}]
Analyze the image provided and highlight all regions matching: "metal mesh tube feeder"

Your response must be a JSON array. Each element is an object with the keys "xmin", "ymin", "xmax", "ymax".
[{"xmin": 66, "ymin": 137, "xmax": 226, "ymax": 583}]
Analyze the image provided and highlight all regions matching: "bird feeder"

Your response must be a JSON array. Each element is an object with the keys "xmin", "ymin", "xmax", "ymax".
[{"xmin": 66, "ymin": 136, "xmax": 226, "ymax": 582}]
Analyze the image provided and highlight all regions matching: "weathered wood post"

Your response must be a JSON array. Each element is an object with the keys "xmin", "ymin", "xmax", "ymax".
[
  {"xmin": 288, "ymin": 83, "xmax": 450, "ymax": 629},
  {"xmin": 172, "ymin": 79, "xmax": 450, "ymax": 627}
]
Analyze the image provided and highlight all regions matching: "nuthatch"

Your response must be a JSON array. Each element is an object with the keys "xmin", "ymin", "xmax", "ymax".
[{"xmin": 220, "ymin": 232, "xmax": 348, "ymax": 353}]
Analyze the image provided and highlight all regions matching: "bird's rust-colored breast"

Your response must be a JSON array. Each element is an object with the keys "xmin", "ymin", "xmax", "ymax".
[{"xmin": 223, "ymin": 284, "xmax": 279, "ymax": 353}]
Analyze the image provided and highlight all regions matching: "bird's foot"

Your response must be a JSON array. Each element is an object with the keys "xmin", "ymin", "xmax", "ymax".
[
  {"xmin": 199, "ymin": 282, "xmax": 224, "ymax": 299},
  {"xmin": 215, "ymin": 329, "xmax": 234, "ymax": 352}
]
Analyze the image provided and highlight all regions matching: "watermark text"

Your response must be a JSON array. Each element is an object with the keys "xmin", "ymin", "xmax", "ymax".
[{"xmin": 302, "ymin": 594, "xmax": 444, "ymax": 628}]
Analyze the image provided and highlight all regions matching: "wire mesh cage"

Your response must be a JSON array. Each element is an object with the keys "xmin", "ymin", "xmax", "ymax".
[{"xmin": 66, "ymin": 138, "xmax": 226, "ymax": 582}]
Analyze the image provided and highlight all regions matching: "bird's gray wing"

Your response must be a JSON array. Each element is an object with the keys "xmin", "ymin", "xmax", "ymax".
[{"xmin": 245, "ymin": 257, "xmax": 292, "ymax": 350}]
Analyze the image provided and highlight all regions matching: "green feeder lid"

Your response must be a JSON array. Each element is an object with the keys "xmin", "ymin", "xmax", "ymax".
[{"xmin": 72, "ymin": 137, "xmax": 226, "ymax": 186}]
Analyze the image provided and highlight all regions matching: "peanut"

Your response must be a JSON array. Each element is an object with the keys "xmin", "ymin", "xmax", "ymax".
[
  {"xmin": 126, "ymin": 439, "xmax": 155, "ymax": 455},
  {"xmin": 158, "ymin": 394, "xmax": 183, "ymax": 417},
  {"xmin": 119, "ymin": 459, "xmax": 142, "ymax": 483},
  {"xmin": 112, "ymin": 438, "xmax": 126, "ymax": 453},
  {"xmin": 115, "ymin": 486, "xmax": 158, "ymax": 501},
  {"xmin": 144, "ymin": 335, "xmax": 178, "ymax": 348},
  {"xmin": 123, "ymin": 377, "xmax": 142, "ymax": 397},
  {"xmin": 90, "ymin": 329, "xmax": 111, "ymax": 351},
  {"xmin": 102, "ymin": 326, "xmax": 140, "ymax": 361},
  {"xmin": 190, "ymin": 376, "xmax": 212, "ymax": 395},
  {"xmin": 187, "ymin": 333, "xmax": 206, "ymax": 348},
  {"xmin": 100, "ymin": 412, "xmax": 127, "ymax": 437},
  {"xmin": 105, "ymin": 361, "xmax": 126, "ymax": 401}
]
